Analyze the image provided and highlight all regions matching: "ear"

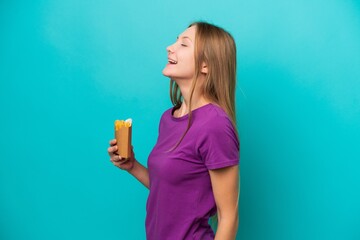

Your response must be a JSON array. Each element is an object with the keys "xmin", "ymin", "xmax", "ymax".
[{"xmin": 200, "ymin": 62, "xmax": 208, "ymax": 74}]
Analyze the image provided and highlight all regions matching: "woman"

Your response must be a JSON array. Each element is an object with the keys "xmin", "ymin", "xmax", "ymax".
[{"xmin": 108, "ymin": 21, "xmax": 240, "ymax": 240}]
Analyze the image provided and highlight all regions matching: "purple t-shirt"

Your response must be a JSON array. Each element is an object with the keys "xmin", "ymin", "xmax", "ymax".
[{"xmin": 146, "ymin": 103, "xmax": 240, "ymax": 240}]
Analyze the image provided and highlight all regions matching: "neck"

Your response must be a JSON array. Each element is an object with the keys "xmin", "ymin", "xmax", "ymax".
[
  {"xmin": 177, "ymin": 97, "xmax": 209, "ymax": 117},
  {"xmin": 174, "ymin": 77, "xmax": 210, "ymax": 117}
]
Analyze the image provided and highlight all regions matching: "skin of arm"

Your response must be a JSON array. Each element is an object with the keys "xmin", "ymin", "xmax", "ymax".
[
  {"xmin": 127, "ymin": 160, "xmax": 150, "ymax": 189},
  {"xmin": 109, "ymin": 140, "xmax": 150, "ymax": 189},
  {"xmin": 209, "ymin": 165, "xmax": 240, "ymax": 240}
]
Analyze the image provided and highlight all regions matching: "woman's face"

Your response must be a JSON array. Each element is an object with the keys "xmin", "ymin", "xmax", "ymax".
[{"xmin": 162, "ymin": 26, "xmax": 196, "ymax": 80}]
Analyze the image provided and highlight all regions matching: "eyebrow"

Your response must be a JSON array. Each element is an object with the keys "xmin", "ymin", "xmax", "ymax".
[{"xmin": 177, "ymin": 36, "xmax": 193, "ymax": 42}]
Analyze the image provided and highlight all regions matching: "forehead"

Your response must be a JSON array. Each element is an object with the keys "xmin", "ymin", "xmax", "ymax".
[{"xmin": 179, "ymin": 25, "xmax": 196, "ymax": 40}]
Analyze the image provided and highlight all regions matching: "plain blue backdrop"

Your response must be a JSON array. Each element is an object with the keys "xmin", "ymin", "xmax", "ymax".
[{"xmin": 1, "ymin": 0, "xmax": 359, "ymax": 239}]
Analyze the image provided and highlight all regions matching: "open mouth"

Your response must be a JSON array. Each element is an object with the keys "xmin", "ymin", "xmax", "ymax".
[{"xmin": 168, "ymin": 59, "xmax": 177, "ymax": 64}]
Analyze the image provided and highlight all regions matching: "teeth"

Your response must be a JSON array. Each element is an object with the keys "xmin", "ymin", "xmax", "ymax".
[{"xmin": 168, "ymin": 59, "xmax": 177, "ymax": 64}]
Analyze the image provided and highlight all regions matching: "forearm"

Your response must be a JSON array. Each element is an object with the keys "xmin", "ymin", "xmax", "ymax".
[
  {"xmin": 128, "ymin": 160, "xmax": 150, "ymax": 189},
  {"xmin": 214, "ymin": 213, "xmax": 239, "ymax": 240}
]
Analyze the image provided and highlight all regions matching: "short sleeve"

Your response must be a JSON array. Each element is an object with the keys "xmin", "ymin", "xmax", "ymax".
[{"xmin": 196, "ymin": 116, "xmax": 240, "ymax": 170}]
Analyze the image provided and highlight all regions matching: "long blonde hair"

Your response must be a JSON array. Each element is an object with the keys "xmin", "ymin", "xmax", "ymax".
[{"xmin": 170, "ymin": 21, "xmax": 238, "ymax": 149}]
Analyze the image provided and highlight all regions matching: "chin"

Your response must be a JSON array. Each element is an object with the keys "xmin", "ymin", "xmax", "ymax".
[{"xmin": 162, "ymin": 69, "xmax": 172, "ymax": 78}]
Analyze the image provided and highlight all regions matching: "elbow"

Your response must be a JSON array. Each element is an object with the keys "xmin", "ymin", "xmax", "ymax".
[
  {"xmin": 218, "ymin": 208, "xmax": 239, "ymax": 227},
  {"xmin": 216, "ymin": 211, "xmax": 239, "ymax": 238}
]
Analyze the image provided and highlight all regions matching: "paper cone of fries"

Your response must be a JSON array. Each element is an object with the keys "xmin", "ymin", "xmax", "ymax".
[{"xmin": 114, "ymin": 118, "xmax": 132, "ymax": 158}]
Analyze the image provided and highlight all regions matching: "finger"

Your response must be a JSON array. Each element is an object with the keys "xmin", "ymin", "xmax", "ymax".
[
  {"xmin": 114, "ymin": 155, "xmax": 128, "ymax": 162},
  {"xmin": 118, "ymin": 156, "xmax": 130, "ymax": 164},
  {"xmin": 107, "ymin": 145, "xmax": 118, "ymax": 154},
  {"xmin": 110, "ymin": 159, "xmax": 127, "ymax": 169},
  {"xmin": 111, "ymin": 160, "xmax": 121, "ymax": 168},
  {"xmin": 111, "ymin": 155, "xmax": 122, "ymax": 162},
  {"xmin": 109, "ymin": 139, "xmax": 117, "ymax": 146}
]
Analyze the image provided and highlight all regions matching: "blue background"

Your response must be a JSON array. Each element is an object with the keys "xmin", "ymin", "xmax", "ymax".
[{"xmin": 1, "ymin": 0, "xmax": 359, "ymax": 239}]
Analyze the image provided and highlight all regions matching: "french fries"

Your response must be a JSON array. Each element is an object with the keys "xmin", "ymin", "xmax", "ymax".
[{"xmin": 114, "ymin": 118, "xmax": 132, "ymax": 158}]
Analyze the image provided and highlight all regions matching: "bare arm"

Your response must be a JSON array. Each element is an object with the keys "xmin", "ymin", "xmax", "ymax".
[
  {"xmin": 127, "ymin": 159, "xmax": 150, "ymax": 189},
  {"xmin": 108, "ymin": 139, "xmax": 150, "ymax": 189},
  {"xmin": 209, "ymin": 165, "xmax": 240, "ymax": 240}
]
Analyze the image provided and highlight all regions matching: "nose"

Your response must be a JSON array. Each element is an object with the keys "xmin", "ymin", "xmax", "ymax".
[{"xmin": 167, "ymin": 44, "xmax": 175, "ymax": 54}]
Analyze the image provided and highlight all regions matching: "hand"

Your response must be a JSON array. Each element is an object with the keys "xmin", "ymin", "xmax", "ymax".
[{"xmin": 108, "ymin": 139, "xmax": 136, "ymax": 172}]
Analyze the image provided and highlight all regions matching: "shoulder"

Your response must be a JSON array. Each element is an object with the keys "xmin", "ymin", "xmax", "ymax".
[
  {"xmin": 197, "ymin": 104, "xmax": 234, "ymax": 130},
  {"xmin": 195, "ymin": 104, "xmax": 240, "ymax": 168},
  {"xmin": 195, "ymin": 104, "xmax": 238, "ymax": 145}
]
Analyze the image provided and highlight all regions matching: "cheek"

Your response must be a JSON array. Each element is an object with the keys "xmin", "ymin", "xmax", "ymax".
[{"xmin": 182, "ymin": 53, "xmax": 195, "ymax": 67}]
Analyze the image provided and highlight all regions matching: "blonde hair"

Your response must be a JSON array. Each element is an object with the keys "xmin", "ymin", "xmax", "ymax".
[{"xmin": 170, "ymin": 21, "xmax": 238, "ymax": 149}]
